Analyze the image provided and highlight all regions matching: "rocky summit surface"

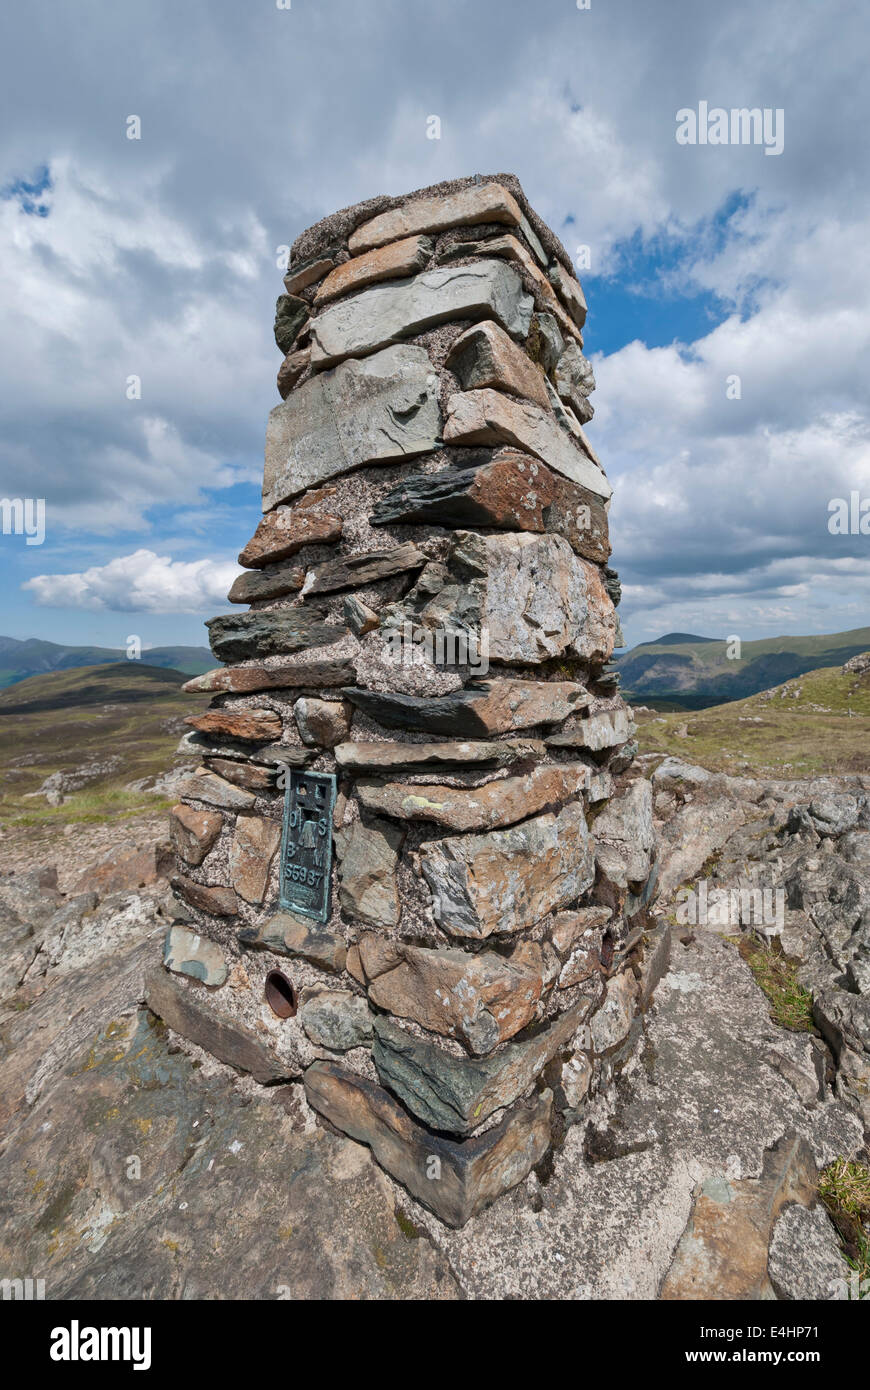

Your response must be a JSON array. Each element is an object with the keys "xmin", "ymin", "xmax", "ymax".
[{"xmin": 0, "ymin": 763, "xmax": 868, "ymax": 1299}]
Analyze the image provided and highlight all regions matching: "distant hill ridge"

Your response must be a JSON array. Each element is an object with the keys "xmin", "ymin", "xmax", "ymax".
[
  {"xmin": 617, "ymin": 625, "xmax": 870, "ymax": 702},
  {"xmin": 0, "ymin": 662, "xmax": 191, "ymax": 715},
  {"xmin": 0, "ymin": 635, "xmax": 213, "ymax": 689}
]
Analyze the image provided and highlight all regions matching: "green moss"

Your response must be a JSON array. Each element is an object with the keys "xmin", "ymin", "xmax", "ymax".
[{"xmin": 395, "ymin": 1209, "xmax": 423, "ymax": 1240}]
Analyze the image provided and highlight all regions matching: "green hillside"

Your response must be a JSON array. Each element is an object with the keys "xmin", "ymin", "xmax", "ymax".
[
  {"xmin": 633, "ymin": 661, "xmax": 870, "ymax": 776},
  {"xmin": 0, "ymin": 663, "xmax": 209, "ymax": 827},
  {"xmin": 617, "ymin": 626, "xmax": 870, "ymax": 702},
  {"xmin": 0, "ymin": 635, "xmax": 213, "ymax": 688}
]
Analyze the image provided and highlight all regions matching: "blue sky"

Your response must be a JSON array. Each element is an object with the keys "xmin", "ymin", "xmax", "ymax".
[{"xmin": 0, "ymin": 0, "xmax": 868, "ymax": 653}]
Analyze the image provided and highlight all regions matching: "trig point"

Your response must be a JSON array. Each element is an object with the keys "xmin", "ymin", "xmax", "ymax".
[{"xmin": 147, "ymin": 175, "xmax": 658, "ymax": 1227}]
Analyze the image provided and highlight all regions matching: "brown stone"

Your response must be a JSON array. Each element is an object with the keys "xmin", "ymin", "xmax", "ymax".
[
  {"xmin": 356, "ymin": 934, "xmax": 543, "ymax": 1054},
  {"xmin": 445, "ymin": 319, "xmax": 549, "ymax": 409},
  {"xmin": 343, "ymin": 679, "xmax": 589, "ymax": 737},
  {"xmin": 169, "ymin": 803, "xmax": 223, "ymax": 866},
  {"xmin": 203, "ymin": 758, "xmax": 276, "ymax": 792},
  {"xmin": 355, "ymin": 762, "xmax": 590, "ymax": 832},
  {"xmin": 334, "ymin": 816, "xmax": 404, "ymax": 928},
  {"xmin": 334, "ymin": 737, "xmax": 545, "ymax": 774},
  {"xmin": 229, "ymin": 816, "xmax": 282, "ymax": 905},
  {"xmin": 185, "ymin": 708, "xmax": 283, "ymax": 743},
  {"xmin": 183, "ymin": 658, "xmax": 356, "ymax": 694},
  {"xmin": 421, "ymin": 802, "xmax": 595, "ymax": 940},
  {"xmin": 240, "ymin": 910, "xmax": 347, "ymax": 973},
  {"xmin": 371, "ymin": 450, "xmax": 611, "ymax": 563},
  {"xmin": 550, "ymin": 905, "xmax": 612, "ymax": 959},
  {"xmin": 443, "ymin": 388, "xmax": 611, "ymax": 500},
  {"xmin": 300, "ymin": 542, "xmax": 426, "ymax": 598},
  {"xmin": 293, "ymin": 696, "xmax": 353, "ymax": 748},
  {"xmin": 315, "ymin": 234, "xmax": 432, "ymax": 303},
  {"xmin": 303, "ymin": 1061, "xmax": 552, "ymax": 1227},
  {"xmin": 276, "ymin": 346, "xmax": 310, "ymax": 399},
  {"xmin": 171, "ymin": 874, "xmax": 239, "ymax": 917},
  {"xmin": 345, "ymin": 943, "xmax": 364, "ymax": 984},
  {"xmin": 343, "ymin": 593, "xmax": 379, "ymax": 636},
  {"xmin": 283, "ymin": 254, "xmax": 336, "ymax": 295},
  {"xmin": 558, "ymin": 944, "xmax": 604, "ymax": 989},
  {"xmin": 540, "ymin": 470, "xmax": 611, "ymax": 563},
  {"xmin": 146, "ymin": 968, "xmax": 293, "ymax": 1084},
  {"xmin": 71, "ymin": 844, "xmax": 170, "ymax": 897},
  {"xmin": 238, "ymin": 497, "xmax": 343, "ymax": 569},
  {"xmin": 227, "ymin": 561, "xmax": 304, "ymax": 604},
  {"xmin": 660, "ymin": 1137, "xmax": 819, "ymax": 1301},
  {"xmin": 348, "ymin": 182, "xmax": 523, "ymax": 254},
  {"xmin": 179, "ymin": 769, "xmax": 258, "ymax": 812}
]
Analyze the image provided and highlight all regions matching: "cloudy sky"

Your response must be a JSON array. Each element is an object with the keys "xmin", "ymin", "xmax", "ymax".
[{"xmin": 1, "ymin": 0, "xmax": 868, "ymax": 653}]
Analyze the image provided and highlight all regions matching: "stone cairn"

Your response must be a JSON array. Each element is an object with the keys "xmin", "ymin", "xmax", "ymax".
[{"xmin": 147, "ymin": 175, "xmax": 659, "ymax": 1228}]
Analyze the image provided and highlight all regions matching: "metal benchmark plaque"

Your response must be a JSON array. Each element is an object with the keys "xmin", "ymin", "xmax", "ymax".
[{"xmin": 279, "ymin": 769, "xmax": 336, "ymax": 923}]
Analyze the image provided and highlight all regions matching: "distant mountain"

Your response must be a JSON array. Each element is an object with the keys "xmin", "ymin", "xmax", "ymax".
[
  {"xmin": 0, "ymin": 635, "xmax": 214, "ymax": 689},
  {"xmin": 642, "ymin": 632, "xmax": 717, "ymax": 646},
  {"xmin": 616, "ymin": 626, "xmax": 870, "ymax": 703}
]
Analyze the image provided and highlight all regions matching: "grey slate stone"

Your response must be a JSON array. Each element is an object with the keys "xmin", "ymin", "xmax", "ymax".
[
  {"xmin": 421, "ymin": 802, "xmax": 595, "ymax": 939},
  {"xmin": 274, "ymin": 294, "xmax": 309, "ymax": 354},
  {"xmin": 300, "ymin": 990, "xmax": 373, "ymax": 1051},
  {"xmin": 146, "ymin": 968, "xmax": 295, "ymax": 1084},
  {"xmin": 343, "ymin": 679, "xmax": 588, "ymax": 737},
  {"xmin": 768, "ymin": 1203, "xmax": 849, "ymax": 1300},
  {"xmin": 301, "ymin": 542, "xmax": 426, "ymax": 598},
  {"xmin": 373, "ymin": 1003, "xmax": 588, "ymax": 1134},
  {"xmin": 163, "ymin": 926, "xmax": 228, "ymax": 987},
  {"xmin": 206, "ymin": 609, "xmax": 346, "ymax": 661},
  {"xmin": 555, "ymin": 339, "xmax": 596, "ymax": 420},
  {"xmin": 263, "ymin": 343, "xmax": 441, "ymax": 508},
  {"xmin": 303, "ymin": 1061, "xmax": 553, "ymax": 1227},
  {"xmin": 309, "ymin": 260, "xmax": 533, "ymax": 367}
]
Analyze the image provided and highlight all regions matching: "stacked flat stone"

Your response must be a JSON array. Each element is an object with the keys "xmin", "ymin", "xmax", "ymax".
[{"xmin": 147, "ymin": 175, "xmax": 659, "ymax": 1228}]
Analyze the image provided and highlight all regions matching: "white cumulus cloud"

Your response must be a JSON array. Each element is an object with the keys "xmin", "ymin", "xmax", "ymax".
[{"xmin": 24, "ymin": 549, "xmax": 242, "ymax": 614}]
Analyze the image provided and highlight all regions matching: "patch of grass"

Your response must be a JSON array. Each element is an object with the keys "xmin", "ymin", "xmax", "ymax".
[
  {"xmin": 736, "ymin": 936, "xmax": 814, "ymax": 1031},
  {"xmin": 819, "ymin": 1159, "xmax": 870, "ymax": 1293},
  {"xmin": 5, "ymin": 787, "xmax": 175, "ymax": 829},
  {"xmin": 0, "ymin": 662, "xmax": 209, "ymax": 828},
  {"xmin": 632, "ymin": 663, "xmax": 870, "ymax": 776}
]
